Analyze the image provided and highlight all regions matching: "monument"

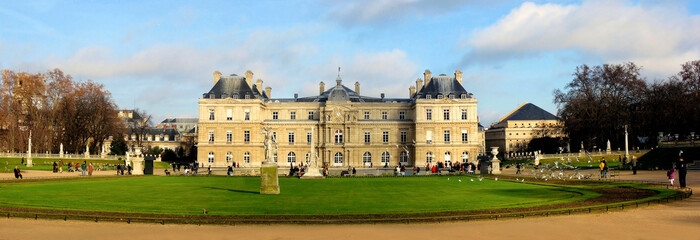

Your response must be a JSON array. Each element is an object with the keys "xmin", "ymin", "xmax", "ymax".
[
  {"xmin": 490, "ymin": 147, "xmax": 501, "ymax": 174},
  {"xmin": 301, "ymin": 126, "xmax": 324, "ymax": 179},
  {"xmin": 606, "ymin": 140, "xmax": 611, "ymax": 154},
  {"xmin": 534, "ymin": 151, "xmax": 540, "ymax": 166},
  {"xmin": 26, "ymin": 131, "xmax": 33, "ymax": 167},
  {"xmin": 260, "ymin": 126, "xmax": 280, "ymax": 194},
  {"xmin": 59, "ymin": 143, "xmax": 64, "ymax": 158}
]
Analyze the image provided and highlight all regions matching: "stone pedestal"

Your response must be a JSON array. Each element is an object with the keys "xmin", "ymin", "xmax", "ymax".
[
  {"xmin": 260, "ymin": 162, "xmax": 280, "ymax": 194},
  {"xmin": 26, "ymin": 158, "xmax": 33, "ymax": 167},
  {"xmin": 131, "ymin": 157, "xmax": 144, "ymax": 175},
  {"xmin": 300, "ymin": 166, "xmax": 325, "ymax": 179}
]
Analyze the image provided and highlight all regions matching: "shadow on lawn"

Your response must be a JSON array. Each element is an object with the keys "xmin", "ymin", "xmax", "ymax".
[{"xmin": 202, "ymin": 186, "xmax": 259, "ymax": 194}]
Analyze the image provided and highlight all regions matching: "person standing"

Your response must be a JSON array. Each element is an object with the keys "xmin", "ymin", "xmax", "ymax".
[
  {"xmin": 80, "ymin": 161, "xmax": 87, "ymax": 176},
  {"xmin": 599, "ymin": 158, "xmax": 607, "ymax": 178},
  {"xmin": 677, "ymin": 158, "xmax": 687, "ymax": 188},
  {"xmin": 667, "ymin": 165, "xmax": 676, "ymax": 186},
  {"xmin": 88, "ymin": 163, "xmax": 93, "ymax": 176},
  {"xmin": 227, "ymin": 165, "xmax": 234, "ymax": 176},
  {"xmin": 632, "ymin": 156, "xmax": 638, "ymax": 175}
]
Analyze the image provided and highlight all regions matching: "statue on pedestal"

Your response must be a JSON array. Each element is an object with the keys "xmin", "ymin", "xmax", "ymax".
[
  {"xmin": 301, "ymin": 126, "xmax": 324, "ymax": 179},
  {"xmin": 260, "ymin": 125, "xmax": 280, "ymax": 194}
]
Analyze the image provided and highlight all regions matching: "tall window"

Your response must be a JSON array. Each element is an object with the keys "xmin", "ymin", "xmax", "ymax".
[
  {"xmin": 307, "ymin": 132, "xmax": 312, "ymax": 144},
  {"xmin": 364, "ymin": 131, "xmax": 371, "ymax": 143},
  {"xmin": 272, "ymin": 112, "xmax": 278, "ymax": 120},
  {"xmin": 461, "ymin": 130, "xmax": 468, "ymax": 143},
  {"xmin": 400, "ymin": 131, "xmax": 407, "ymax": 143},
  {"xmin": 426, "ymin": 130, "xmax": 433, "ymax": 144},
  {"xmin": 208, "ymin": 152, "xmax": 214, "ymax": 163},
  {"xmin": 288, "ymin": 131, "xmax": 295, "ymax": 143},
  {"xmin": 209, "ymin": 109, "xmax": 215, "ymax": 121},
  {"xmin": 381, "ymin": 152, "xmax": 390, "ymax": 164},
  {"xmin": 290, "ymin": 111, "xmax": 296, "ymax": 120},
  {"xmin": 244, "ymin": 110, "xmax": 250, "ymax": 121},
  {"xmin": 461, "ymin": 109, "xmax": 467, "ymax": 120},
  {"xmin": 426, "ymin": 109, "xmax": 432, "ymax": 120},
  {"xmin": 305, "ymin": 152, "xmax": 311, "ymax": 162},
  {"xmin": 443, "ymin": 109, "xmax": 450, "ymax": 120},
  {"xmin": 226, "ymin": 152, "xmax": 232, "ymax": 163},
  {"xmin": 272, "ymin": 132, "xmax": 277, "ymax": 142},
  {"xmin": 244, "ymin": 152, "xmax": 250, "ymax": 163},
  {"xmin": 244, "ymin": 131, "xmax": 250, "ymax": 143},
  {"xmin": 308, "ymin": 111, "xmax": 314, "ymax": 120},
  {"xmin": 426, "ymin": 152, "xmax": 434, "ymax": 163},
  {"xmin": 400, "ymin": 151, "xmax": 408, "ymax": 164},
  {"xmin": 226, "ymin": 109, "xmax": 233, "ymax": 121},
  {"xmin": 381, "ymin": 111, "xmax": 388, "ymax": 120},
  {"xmin": 208, "ymin": 130, "xmax": 214, "ymax": 142},
  {"xmin": 382, "ymin": 131, "xmax": 389, "ymax": 143},
  {"xmin": 334, "ymin": 130, "xmax": 343, "ymax": 144},
  {"xmin": 462, "ymin": 151, "xmax": 469, "ymax": 162},
  {"xmin": 444, "ymin": 130, "xmax": 450, "ymax": 143},
  {"xmin": 226, "ymin": 131, "xmax": 232, "ymax": 143},
  {"xmin": 444, "ymin": 152, "xmax": 451, "ymax": 162},
  {"xmin": 334, "ymin": 152, "xmax": 343, "ymax": 164},
  {"xmin": 399, "ymin": 111, "xmax": 405, "ymax": 120},
  {"xmin": 363, "ymin": 152, "xmax": 372, "ymax": 164},
  {"xmin": 287, "ymin": 152, "xmax": 296, "ymax": 163},
  {"xmin": 364, "ymin": 111, "xmax": 370, "ymax": 120}
]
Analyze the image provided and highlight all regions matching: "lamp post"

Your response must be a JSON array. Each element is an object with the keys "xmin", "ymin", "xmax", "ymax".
[{"xmin": 624, "ymin": 125, "xmax": 629, "ymax": 161}]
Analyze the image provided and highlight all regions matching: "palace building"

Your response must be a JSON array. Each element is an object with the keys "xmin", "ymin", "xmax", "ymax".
[
  {"xmin": 485, "ymin": 103, "xmax": 565, "ymax": 154},
  {"xmin": 197, "ymin": 70, "xmax": 481, "ymax": 168}
]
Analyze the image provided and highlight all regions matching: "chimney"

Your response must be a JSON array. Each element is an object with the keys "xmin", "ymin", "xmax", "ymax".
[
  {"xmin": 319, "ymin": 81, "xmax": 325, "ymax": 94},
  {"xmin": 213, "ymin": 71, "xmax": 222, "ymax": 85},
  {"xmin": 294, "ymin": 93, "xmax": 298, "ymax": 99},
  {"xmin": 354, "ymin": 82, "xmax": 360, "ymax": 95},
  {"xmin": 409, "ymin": 86, "xmax": 416, "ymax": 98},
  {"xmin": 416, "ymin": 78, "xmax": 423, "ymax": 93},
  {"xmin": 423, "ymin": 69, "xmax": 432, "ymax": 87},
  {"xmin": 381, "ymin": 93, "xmax": 385, "ymax": 99},
  {"xmin": 455, "ymin": 70, "xmax": 463, "ymax": 85},
  {"xmin": 265, "ymin": 86, "xmax": 271, "ymax": 98},
  {"xmin": 245, "ymin": 70, "xmax": 253, "ymax": 88},
  {"xmin": 255, "ymin": 79, "xmax": 263, "ymax": 95}
]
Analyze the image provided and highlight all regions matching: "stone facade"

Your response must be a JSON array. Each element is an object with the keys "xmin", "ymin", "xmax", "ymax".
[
  {"xmin": 485, "ymin": 103, "xmax": 565, "ymax": 154},
  {"xmin": 198, "ymin": 70, "xmax": 480, "ymax": 168}
]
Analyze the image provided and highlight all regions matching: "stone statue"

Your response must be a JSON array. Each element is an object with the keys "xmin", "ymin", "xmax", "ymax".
[
  {"xmin": 260, "ymin": 125, "xmax": 280, "ymax": 194},
  {"xmin": 26, "ymin": 131, "xmax": 33, "ymax": 167},
  {"xmin": 301, "ymin": 126, "xmax": 324, "ymax": 179}
]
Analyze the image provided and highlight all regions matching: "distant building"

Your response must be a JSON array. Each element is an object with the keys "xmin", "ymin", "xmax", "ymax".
[
  {"xmin": 157, "ymin": 118, "xmax": 198, "ymax": 133},
  {"xmin": 197, "ymin": 70, "xmax": 481, "ymax": 168},
  {"xmin": 485, "ymin": 103, "xmax": 565, "ymax": 154}
]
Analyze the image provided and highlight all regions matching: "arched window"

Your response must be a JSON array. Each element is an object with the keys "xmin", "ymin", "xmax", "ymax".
[
  {"xmin": 287, "ymin": 152, "xmax": 296, "ymax": 163},
  {"xmin": 226, "ymin": 152, "xmax": 232, "ymax": 163},
  {"xmin": 334, "ymin": 129, "xmax": 343, "ymax": 143},
  {"xmin": 305, "ymin": 152, "xmax": 311, "ymax": 162},
  {"xmin": 363, "ymin": 152, "xmax": 372, "ymax": 163},
  {"xmin": 381, "ymin": 152, "xmax": 390, "ymax": 164},
  {"xmin": 334, "ymin": 152, "xmax": 343, "ymax": 163},
  {"xmin": 426, "ymin": 152, "xmax": 434, "ymax": 163},
  {"xmin": 444, "ymin": 151, "xmax": 451, "ymax": 162},
  {"xmin": 243, "ymin": 152, "xmax": 250, "ymax": 163},
  {"xmin": 208, "ymin": 152, "xmax": 214, "ymax": 163},
  {"xmin": 462, "ymin": 151, "xmax": 469, "ymax": 163},
  {"xmin": 399, "ymin": 151, "xmax": 408, "ymax": 164}
]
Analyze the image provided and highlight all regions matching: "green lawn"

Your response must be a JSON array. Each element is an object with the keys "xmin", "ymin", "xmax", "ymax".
[
  {"xmin": 0, "ymin": 175, "xmax": 598, "ymax": 216},
  {"xmin": 508, "ymin": 154, "xmax": 645, "ymax": 169},
  {"xmin": 0, "ymin": 157, "xmax": 125, "ymax": 173}
]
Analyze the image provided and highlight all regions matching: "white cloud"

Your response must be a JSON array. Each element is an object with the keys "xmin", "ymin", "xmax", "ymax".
[
  {"xmin": 461, "ymin": 0, "xmax": 700, "ymax": 74},
  {"xmin": 326, "ymin": 0, "xmax": 477, "ymax": 26}
]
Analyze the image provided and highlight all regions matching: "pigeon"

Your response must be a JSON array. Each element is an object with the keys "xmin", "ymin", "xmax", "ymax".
[
  {"xmin": 478, "ymin": 177, "xmax": 483, "ymax": 181},
  {"xmin": 494, "ymin": 177, "xmax": 498, "ymax": 181},
  {"xmin": 470, "ymin": 179, "xmax": 474, "ymax": 182},
  {"xmin": 458, "ymin": 178, "xmax": 462, "ymax": 182},
  {"xmin": 448, "ymin": 178, "xmax": 450, "ymax": 181},
  {"xmin": 521, "ymin": 179, "xmax": 524, "ymax": 182}
]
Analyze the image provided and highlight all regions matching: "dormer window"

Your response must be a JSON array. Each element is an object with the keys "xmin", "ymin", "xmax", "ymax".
[
  {"xmin": 426, "ymin": 95, "xmax": 432, "ymax": 99},
  {"xmin": 233, "ymin": 94, "xmax": 238, "ymax": 99},
  {"xmin": 461, "ymin": 94, "xmax": 467, "ymax": 99},
  {"xmin": 245, "ymin": 95, "xmax": 250, "ymax": 99},
  {"xmin": 449, "ymin": 94, "xmax": 455, "ymax": 99},
  {"xmin": 437, "ymin": 94, "xmax": 443, "ymax": 99}
]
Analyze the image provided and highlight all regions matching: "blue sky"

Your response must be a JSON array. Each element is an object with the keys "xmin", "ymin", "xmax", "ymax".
[{"xmin": 2, "ymin": 0, "xmax": 699, "ymax": 125}]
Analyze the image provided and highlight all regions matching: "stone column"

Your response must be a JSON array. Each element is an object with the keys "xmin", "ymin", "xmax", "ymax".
[{"xmin": 26, "ymin": 132, "xmax": 33, "ymax": 167}]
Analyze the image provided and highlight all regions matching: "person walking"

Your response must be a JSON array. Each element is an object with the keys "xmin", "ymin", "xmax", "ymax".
[
  {"xmin": 227, "ymin": 165, "xmax": 234, "ymax": 176},
  {"xmin": 88, "ymin": 163, "xmax": 93, "ymax": 176},
  {"xmin": 599, "ymin": 158, "xmax": 607, "ymax": 178},
  {"xmin": 80, "ymin": 161, "xmax": 87, "ymax": 176},
  {"xmin": 667, "ymin": 165, "xmax": 676, "ymax": 186},
  {"xmin": 677, "ymin": 158, "xmax": 687, "ymax": 188},
  {"xmin": 13, "ymin": 166, "xmax": 22, "ymax": 179}
]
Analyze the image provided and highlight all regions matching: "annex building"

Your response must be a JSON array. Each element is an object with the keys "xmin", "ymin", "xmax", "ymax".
[
  {"xmin": 197, "ymin": 70, "xmax": 481, "ymax": 168},
  {"xmin": 485, "ymin": 103, "xmax": 565, "ymax": 154}
]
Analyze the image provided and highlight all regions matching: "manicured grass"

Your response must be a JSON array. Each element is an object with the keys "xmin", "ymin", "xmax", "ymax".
[
  {"xmin": 508, "ymin": 154, "xmax": 645, "ymax": 169},
  {"xmin": 0, "ymin": 157, "xmax": 125, "ymax": 173},
  {"xmin": 0, "ymin": 175, "xmax": 598, "ymax": 216}
]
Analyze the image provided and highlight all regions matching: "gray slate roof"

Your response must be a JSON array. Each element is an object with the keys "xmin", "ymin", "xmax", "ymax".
[
  {"xmin": 500, "ymin": 103, "xmax": 558, "ymax": 122},
  {"xmin": 160, "ymin": 118, "xmax": 198, "ymax": 124},
  {"xmin": 203, "ymin": 75, "xmax": 268, "ymax": 99},
  {"xmin": 414, "ymin": 75, "xmax": 471, "ymax": 99}
]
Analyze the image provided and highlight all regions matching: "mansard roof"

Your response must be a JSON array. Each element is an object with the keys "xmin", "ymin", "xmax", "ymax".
[
  {"xmin": 202, "ymin": 74, "xmax": 268, "ymax": 99},
  {"xmin": 499, "ymin": 103, "xmax": 559, "ymax": 122},
  {"xmin": 414, "ymin": 74, "xmax": 471, "ymax": 99}
]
